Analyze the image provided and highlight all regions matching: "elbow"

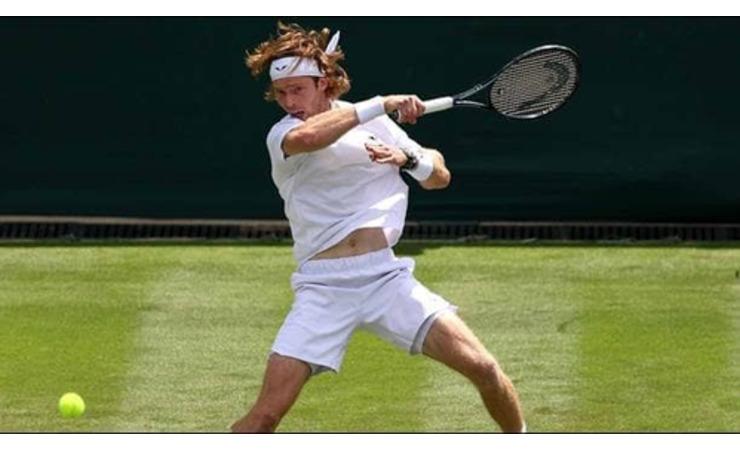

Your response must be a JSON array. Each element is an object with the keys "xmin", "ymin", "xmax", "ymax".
[
  {"xmin": 285, "ymin": 128, "xmax": 322, "ymax": 154},
  {"xmin": 421, "ymin": 169, "xmax": 451, "ymax": 190},
  {"xmin": 419, "ymin": 149, "xmax": 451, "ymax": 190},
  {"xmin": 439, "ymin": 169, "xmax": 451, "ymax": 188}
]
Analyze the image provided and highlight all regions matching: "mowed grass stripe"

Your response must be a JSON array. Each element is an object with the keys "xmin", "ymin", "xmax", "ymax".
[
  {"xmin": 107, "ymin": 246, "xmax": 295, "ymax": 431},
  {"xmin": 570, "ymin": 248, "xmax": 740, "ymax": 431},
  {"xmin": 0, "ymin": 246, "xmax": 161, "ymax": 431},
  {"xmin": 275, "ymin": 246, "xmax": 428, "ymax": 432},
  {"xmin": 732, "ymin": 280, "xmax": 740, "ymax": 422},
  {"xmin": 404, "ymin": 245, "xmax": 582, "ymax": 431},
  {"xmin": 280, "ymin": 330, "xmax": 428, "ymax": 431},
  {"xmin": 109, "ymin": 244, "xmax": 428, "ymax": 432}
]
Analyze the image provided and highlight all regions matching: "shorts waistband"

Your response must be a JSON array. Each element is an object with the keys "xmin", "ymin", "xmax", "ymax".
[{"xmin": 299, "ymin": 248, "xmax": 395, "ymax": 274}]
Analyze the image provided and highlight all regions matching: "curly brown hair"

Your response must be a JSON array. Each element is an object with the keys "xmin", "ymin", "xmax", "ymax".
[{"xmin": 246, "ymin": 22, "xmax": 351, "ymax": 101}]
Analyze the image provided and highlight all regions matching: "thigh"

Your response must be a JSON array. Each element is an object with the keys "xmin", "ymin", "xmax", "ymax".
[{"xmin": 422, "ymin": 312, "xmax": 493, "ymax": 376}]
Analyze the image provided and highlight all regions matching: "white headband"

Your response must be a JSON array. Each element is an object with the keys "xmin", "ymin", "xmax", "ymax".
[{"xmin": 269, "ymin": 30, "xmax": 341, "ymax": 81}]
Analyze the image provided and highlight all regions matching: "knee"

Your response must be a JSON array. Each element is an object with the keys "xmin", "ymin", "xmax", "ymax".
[{"xmin": 467, "ymin": 357, "xmax": 506, "ymax": 391}]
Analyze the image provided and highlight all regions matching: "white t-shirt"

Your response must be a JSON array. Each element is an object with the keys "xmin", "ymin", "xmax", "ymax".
[{"xmin": 265, "ymin": 99, "xmax": 423, "ymax": 265}]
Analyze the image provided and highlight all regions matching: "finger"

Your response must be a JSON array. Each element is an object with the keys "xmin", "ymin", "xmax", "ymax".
[
  {"xmin": 399, "ymin": 107, "xmax": 413, "ymax": 123},
  {"xmin": 411, "ymin": 98, "xmax": 424, "ymax": 118},
  {"xmin": 366, "ymin": 146, "xmax": 392, "ymax": 159},
  {"xmin": 395, "ymin": 109, "xmax": 406, "ymax": 123},
  {"xmin": 399, "ymin": 98, "xmax": 413, "ymax": 118},
  {"xmin": 366, "ymin": 142, "xmax": 389, "ymax": 151},
  {"xmin": 402, "ymin": 99, "xmax": 422, "ymax": 122},
  {"xmin": 413, "ymin": 96, "xmax": 426, "ymax": 115},
  {"xmin": 402, "ymin": 107, "xmax": 418, "ymax": 124}
]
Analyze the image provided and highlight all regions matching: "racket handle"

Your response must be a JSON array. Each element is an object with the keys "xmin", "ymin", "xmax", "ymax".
[
  {"xmin": 389, "ymin": 96, "xmax": 454, "ymax": 121},
  {"xmin": 423, "ymin": 97, "xmax": 455, "ymax": 114}
]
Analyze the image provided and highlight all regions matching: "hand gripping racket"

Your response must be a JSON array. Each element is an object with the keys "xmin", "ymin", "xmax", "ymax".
[{"xmin": 391, "ymin": 44, "xmax": 580, "ymax": 121}]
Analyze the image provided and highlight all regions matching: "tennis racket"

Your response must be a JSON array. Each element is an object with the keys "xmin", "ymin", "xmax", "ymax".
[{"xmin": 390, "ymin": 44, "xmax": 580, "ymax": 121}]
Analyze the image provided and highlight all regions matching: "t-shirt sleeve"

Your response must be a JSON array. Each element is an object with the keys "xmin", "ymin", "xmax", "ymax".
[
  {"xmin": 265, "ymin": 116, "xmax": 305, "ymax": 185},
  {"xmin": 266, "ymin": 116, "xmax": 303, "ymax": 163}
]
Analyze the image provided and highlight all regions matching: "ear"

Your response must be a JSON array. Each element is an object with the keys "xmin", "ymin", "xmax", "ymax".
[{"xmin": 317, "ymin": 77, "xmax": 329, "ymax": 93}]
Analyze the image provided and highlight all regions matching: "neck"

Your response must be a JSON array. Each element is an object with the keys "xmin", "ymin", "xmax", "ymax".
[{"xmin": 319, "ymin": 97, "xmax": 333, "ymax": 113}]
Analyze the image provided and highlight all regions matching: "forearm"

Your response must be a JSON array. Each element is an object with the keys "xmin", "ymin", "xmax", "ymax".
[
  {"xmin": 368, "ymin": 142, "xmax": 451, "ymax": 190},
  {"xmin": 284, "ymin": 97, "xmax": 389, "ymax": 156},
  {"xmin": 283, "ymin": 106, "xmax": 360, "ymax": 155}
]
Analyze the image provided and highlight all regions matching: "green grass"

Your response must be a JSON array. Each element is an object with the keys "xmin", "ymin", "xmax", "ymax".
[{"xmin": 0, "ymin": 242, "xmax": 738, "ymax": 431}]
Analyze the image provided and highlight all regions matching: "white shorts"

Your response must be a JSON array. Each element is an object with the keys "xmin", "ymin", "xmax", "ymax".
[{"xmin": 271, "ymin": 248, "xmax": 456, "ymax": 375}]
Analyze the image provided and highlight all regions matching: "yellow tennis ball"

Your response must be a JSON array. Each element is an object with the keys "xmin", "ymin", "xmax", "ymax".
[{"xmin": 58, "ymin": 392, "xmax": 85, "ymax": 418}]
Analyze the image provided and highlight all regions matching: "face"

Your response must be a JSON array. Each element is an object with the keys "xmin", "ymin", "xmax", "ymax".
[{"xmin": 272, "ymin": 76, "xmax": 330, "ymax": 121}]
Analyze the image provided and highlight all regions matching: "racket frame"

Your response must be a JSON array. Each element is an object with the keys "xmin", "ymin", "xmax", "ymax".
[{"xmin": 415, "ymin": 44, "xmax": 581, "ymax": 119}]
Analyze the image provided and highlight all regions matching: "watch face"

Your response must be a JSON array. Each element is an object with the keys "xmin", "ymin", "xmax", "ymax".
[{"xmin": 399, "ymin": 147, "xmax": 419, "ymax": 171}]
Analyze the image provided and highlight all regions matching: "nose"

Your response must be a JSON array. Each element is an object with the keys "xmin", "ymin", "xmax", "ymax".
[{"xmin": 283, "ymin": 94, "xmax": 298, "ymax": 111}]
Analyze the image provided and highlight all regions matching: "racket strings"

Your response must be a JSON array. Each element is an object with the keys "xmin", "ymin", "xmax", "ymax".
[{"xmin": 489, "ymin": 50, "xmax": 578, "ymax": 119}]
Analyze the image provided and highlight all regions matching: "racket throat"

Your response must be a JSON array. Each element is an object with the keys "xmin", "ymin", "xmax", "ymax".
[{"xmin": 454, "ymin": 99, "xmax": 489, "ymax": 109}]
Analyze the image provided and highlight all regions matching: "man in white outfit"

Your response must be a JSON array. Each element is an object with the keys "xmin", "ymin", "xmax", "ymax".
[{"xmin": 231, "ymin": 22, "xmax": 526, "ymax": 433}]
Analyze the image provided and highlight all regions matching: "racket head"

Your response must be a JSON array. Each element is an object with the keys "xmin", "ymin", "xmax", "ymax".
[{"xmin": 485, "ymin": 45, "xmax": 580, "ymax": 119}]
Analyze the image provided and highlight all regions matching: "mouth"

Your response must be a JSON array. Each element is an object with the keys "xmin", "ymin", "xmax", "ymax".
[{"xmin": 291, "ymin": 111, "xmax": 306, "ymax": 120}]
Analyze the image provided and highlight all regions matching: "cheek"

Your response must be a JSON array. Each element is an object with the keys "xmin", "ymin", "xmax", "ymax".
[{"xmin": 276, "ymin": 95, "xmax": 291, "ymax": 108}]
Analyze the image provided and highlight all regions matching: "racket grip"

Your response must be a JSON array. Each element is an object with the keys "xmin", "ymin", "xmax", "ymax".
[
  {"xmin": 423, "ymin": 97, "xmax": 455, "ymax": 114},
  {"xmin": 389, "ymin": 96, "xmax": 454, "ymax": 121}
]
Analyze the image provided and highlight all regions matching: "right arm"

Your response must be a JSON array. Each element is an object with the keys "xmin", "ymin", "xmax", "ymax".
[
  {"xmin": 282, "ymin": 106, "xmax": 360, "ymax": 156},
  {"xmin": 282, "ymin": 95, "xmax": 426, "ymax": 156}
]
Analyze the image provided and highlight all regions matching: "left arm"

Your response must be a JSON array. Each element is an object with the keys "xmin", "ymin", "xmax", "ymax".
[
  {"xmin": 419, "ymin": 149, "xmax": 452, "ymax": 190},
  {"xmin": 366, "ymin": 144, "xmax": 451, "ymax": 190}
]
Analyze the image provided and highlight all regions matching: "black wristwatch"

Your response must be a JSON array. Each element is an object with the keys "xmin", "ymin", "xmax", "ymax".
[{"xmin": 400, "ymin": 147, "xmax": 419, "ymax": 171}]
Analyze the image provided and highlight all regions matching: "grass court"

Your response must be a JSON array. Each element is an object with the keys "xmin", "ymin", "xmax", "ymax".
[{"xmin": 0, "ymin": 241, "xmax": 738, "ymax": 432}]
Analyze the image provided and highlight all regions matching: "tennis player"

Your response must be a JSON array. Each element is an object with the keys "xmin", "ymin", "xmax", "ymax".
[{"xmin": 231, "ymin": 22, "xmax": 525, "ymax": 433}]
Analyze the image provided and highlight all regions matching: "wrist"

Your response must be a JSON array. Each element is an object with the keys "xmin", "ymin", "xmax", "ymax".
[
  {"xmin": 355, "ymin": 96, "xmax": 385, "ymax": 124},
  {"xmin": 400, "ymin": 147, "xmax": 418, "ymax": 171},
  {"xmin": 400, "ymin": 147, "xmax": 434, "ymax": 181}
]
